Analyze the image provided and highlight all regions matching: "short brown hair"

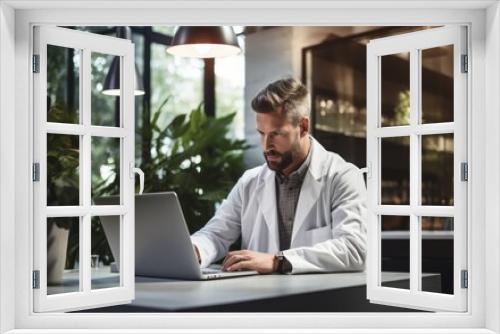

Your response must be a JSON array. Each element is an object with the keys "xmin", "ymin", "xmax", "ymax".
[{"xmin": 251, "ymin": 77, "xmax": 310, "ymax": 125}]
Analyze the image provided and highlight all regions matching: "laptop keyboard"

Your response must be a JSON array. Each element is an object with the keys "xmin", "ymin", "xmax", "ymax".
[{"xmin": 201, "ymin": 267, "xmax": 222, "ymax": 274}]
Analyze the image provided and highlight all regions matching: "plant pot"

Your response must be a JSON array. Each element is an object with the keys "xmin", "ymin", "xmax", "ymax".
[{"xmin": 47, "ymin": 223, "xmax": 70, "ymax": 285}]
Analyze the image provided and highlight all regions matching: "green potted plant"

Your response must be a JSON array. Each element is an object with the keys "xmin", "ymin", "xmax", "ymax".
[
  {"xmin": 136, "ymin": 97, "xmax": 250, "ymax": 233},
  {"xmin": 47, "ymin": 95, "xmax": 250, "ymax": 283}
]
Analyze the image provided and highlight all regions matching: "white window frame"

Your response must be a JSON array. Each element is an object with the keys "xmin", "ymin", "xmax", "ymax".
[
  {"xmin": 366, "ymin": 26, "xmax": 468, "ymax": 312},
  {"xmin": 0, "ymin": 1, "xmax": 498, "ymax": 333},
  {"xmin": 32, "ymin": 26, "xmax": 136, "ymax": 312}
]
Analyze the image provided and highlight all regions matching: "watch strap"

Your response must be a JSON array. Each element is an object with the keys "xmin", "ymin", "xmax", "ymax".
[{"xmin": 276, "ymin": 251, "xmax": 292, "ymax": 274}]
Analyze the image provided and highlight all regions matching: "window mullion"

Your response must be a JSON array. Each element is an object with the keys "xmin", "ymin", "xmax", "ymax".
[
  {"xmin": 409, "ymin": 48, "xmax": 420, "ymax": 293},
  {"xmin": 77, "ymin": 47, "xmax": 84, "ymax": 294},
  {"xmin": 81, "ymin": 47, "xmax": 91, "ymax": 294},
  {"xmin": 375, "ymin": 205, "xmax": 411, "ymax": 215},
  {"xmin": 375, "ymin": 122, "xmax": 455, "ymax": 138}
]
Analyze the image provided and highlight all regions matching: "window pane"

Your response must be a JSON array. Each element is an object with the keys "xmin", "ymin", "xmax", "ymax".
[
  {"xmin": 422, "ymin": 134, "xmax": 454, "ymax": 206},
  {"xmin": 421, "ymin": 217, "xmax": 454, "ymax": 295},
  {"xmin": 381, "ymin": 136, "xmax": 410, "ymax": 205},
  {"xmin": 381, "ymin": 215, "xmax": 410, "ymax": 290},
  {"xmin": 91, "ymin": 216, "xmax": 120, "ymax": 290},
  {"xmin": 47, "ymin": 134, "xmax": 80, "ymax": 206},
  {"xmin": 381, "ymin": 52, "xmax": 410, "ymax": 127},
  {"xmin": 47, "ymin": 45, "xmax": 80, "ymax": 124},
  {"xmin": 421, "ymin": 45, "xmax": 454, "ymax": 124},
  {"xmin": 47, "ymin": 217, "xmax": 79, "ymax": 295},
  {"xmin": 91, "ymin": 137, "xmax": 121, "ymax": 204},
  {"xmin": 91, "ymin": 52, "xmax": 120, "ymax": 127}
]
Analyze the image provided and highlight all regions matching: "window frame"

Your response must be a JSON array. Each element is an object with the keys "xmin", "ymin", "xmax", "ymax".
[
  {"xmin": 0, "ymin": 1, "xmax": 498, "ymax": 333},
  {"xmin": 366, "ymin": 26, "xmax": 468, "ymax": 312},
  {"xmin": 32, "ymin": 25, "xmax": 136, "ymax": 312}
]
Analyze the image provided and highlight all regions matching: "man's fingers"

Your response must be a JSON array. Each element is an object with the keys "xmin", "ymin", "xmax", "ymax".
[
  {"xmin": 222, "ymin": 253, "xmax": 240, "ymax": 267},
  {"xmin": 222, "ymin": 255, "xmax": 239, "ymax": 270},
  {"xmin": 223, "ymin": 250, "xmax": 249, "ymax": 266},
  {"xmin": 227, "ymin": 260, "xmax": 252, "ymax": 272},
  {"xmin": 223, "ymin": 255, "xmax": 248, "ymax": 270},
  {"xmin": 222, "ymin": 255, "xmax": 250, "ymax": 271}
]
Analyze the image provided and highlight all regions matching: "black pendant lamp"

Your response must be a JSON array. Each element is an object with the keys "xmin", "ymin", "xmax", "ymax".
[
  {"xmin": 102, "ymin": 26, "xmax": 145, "ymax": 96},
  {"xmin": 167, "ymin": 26, "xmax": 241, "ymax": 58}
]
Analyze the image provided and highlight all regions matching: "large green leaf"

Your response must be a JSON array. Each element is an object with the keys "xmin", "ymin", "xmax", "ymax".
[{"xmin": 136, "ymin": 97, "xmax": 248, "ymax": 231}]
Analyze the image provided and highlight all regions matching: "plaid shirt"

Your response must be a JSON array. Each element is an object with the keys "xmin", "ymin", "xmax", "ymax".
[{"xmin": 275, "ymin": 143, "xmax": 313, "ymax": 251}]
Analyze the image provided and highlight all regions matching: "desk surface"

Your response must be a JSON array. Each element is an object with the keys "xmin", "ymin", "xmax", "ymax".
[
  {"xmin": 85, "ymin": 270, "xmax": 439, "ymax": 312},
  {"xmin": 62, "ymin": 268, "xmax": 440, "ymax": 312},
  {"xmin": 133, "ymin": 271, "xmax": 409, "ymax": 310}
]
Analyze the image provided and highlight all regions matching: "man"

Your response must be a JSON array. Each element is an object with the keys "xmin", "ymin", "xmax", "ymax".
[{"xmin": 190, "ymin": 77, "xmax": 367, "ymax": 274}]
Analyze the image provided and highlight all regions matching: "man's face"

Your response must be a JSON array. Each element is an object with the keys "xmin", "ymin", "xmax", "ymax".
[{"xmin": 256, "ymin": 108, "xmax": 303, "ymax": 174}]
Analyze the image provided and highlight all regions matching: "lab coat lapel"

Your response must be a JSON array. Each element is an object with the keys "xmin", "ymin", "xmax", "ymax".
[
  {"xmin": 291, "ymin": 139, "xmax": 326, "ymax": 244},
  {"xmin": 256, "ymin": 169, "xmax": 280, "ymax": 251},
  {"xmin": 291, "ymin": 173, "xmax": 322, "ymax": 243}
]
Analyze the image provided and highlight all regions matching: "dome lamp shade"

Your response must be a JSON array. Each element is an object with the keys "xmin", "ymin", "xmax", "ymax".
[{"xmin": 167, "ymin": 26, "xmax": 241, "ymax": 58}]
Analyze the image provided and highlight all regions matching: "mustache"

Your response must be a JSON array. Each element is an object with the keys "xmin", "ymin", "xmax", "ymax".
[{"xmin": 264, "ymin": 150, "xmax": 281, "ymax": 156}]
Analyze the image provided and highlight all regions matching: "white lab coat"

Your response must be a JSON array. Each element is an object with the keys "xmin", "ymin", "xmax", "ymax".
[{"xmin": 191, "ymin": 137, "xmax": 367, "ymax": 274}]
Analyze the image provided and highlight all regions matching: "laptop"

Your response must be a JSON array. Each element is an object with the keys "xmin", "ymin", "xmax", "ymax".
[{"xmin": 94, "ymin": 192, "xmax": 259, "ymax": 280}]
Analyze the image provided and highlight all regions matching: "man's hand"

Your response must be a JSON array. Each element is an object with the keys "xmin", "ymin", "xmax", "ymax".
[{"xmin": 222, "ymin": 250, "xmax": 278, "ymax": 274}]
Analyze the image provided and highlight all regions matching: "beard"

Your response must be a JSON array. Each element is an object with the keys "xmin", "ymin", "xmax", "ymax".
[{"xmin": 263, "ymin": 140, "xmax": 301, "ymax": 173}]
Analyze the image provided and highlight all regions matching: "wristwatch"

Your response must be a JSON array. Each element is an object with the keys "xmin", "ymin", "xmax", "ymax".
[{"xmin": 275, "ymin": 251, "xmax": 292, "ymax": 274}]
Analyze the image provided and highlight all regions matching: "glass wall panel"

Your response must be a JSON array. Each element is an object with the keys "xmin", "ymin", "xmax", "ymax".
[
  {"xmin": 380, "ymin": 215, "xmax": 410, "ymax": 290},
  {"xmin": 47, "ymin": 134, "xmax": 80, "ymax": 206},
  {"xmin": 422, "ymin": 134, "xmax": 454, "ymax": 206},
  {"xmin": 421, "ymin": 45, "xmax": 454, "ymax": 124},
  {"xmin": 381, "ymin": 136, "xmax": 410, "ymax": 205},
  {"xmin": 91, "ymin": 52, "xmax": 120, "ymax": 127},
  {"xmin": 421, "ymin": 216, "xmax": 454, "ymax": 295},
  {"xmin": 47, "ymin": 45, "xmax": 81, "ymax": 124},
  {"xmin": 381, "ymin": 52, "xmax": 410, "ymax": 127},
  {"xmin": 47, "ymin": 217, "xmax": 80, "ymax": 295},
  {"xmin": 91, "ymin": 215, "xmax": 120, "ymax": 290}
]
